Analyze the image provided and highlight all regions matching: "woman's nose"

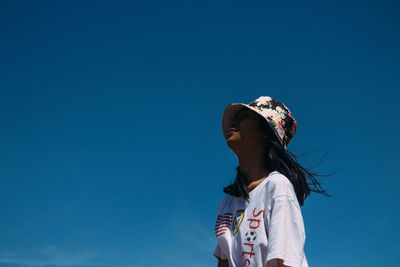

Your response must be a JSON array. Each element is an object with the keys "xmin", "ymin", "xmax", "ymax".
[{"xmin": 231, "ymin": 120, "xmax": 238, "ymax": 129}]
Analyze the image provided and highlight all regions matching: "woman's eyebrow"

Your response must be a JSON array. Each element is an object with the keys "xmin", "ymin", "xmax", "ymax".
[{"xmin": 234, "ymin": 112, "xmax": 249, "ymax": 121}]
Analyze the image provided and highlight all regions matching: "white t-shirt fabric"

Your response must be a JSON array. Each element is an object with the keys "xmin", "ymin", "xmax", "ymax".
[{"xmin": 213, "ymin": 170, "xmax": 309, "ymax": 267}]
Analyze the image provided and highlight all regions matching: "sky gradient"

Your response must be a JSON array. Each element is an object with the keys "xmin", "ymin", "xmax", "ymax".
[{"xmin": 0, "ymin": 1, "xmax": 399, "ymax": 266}]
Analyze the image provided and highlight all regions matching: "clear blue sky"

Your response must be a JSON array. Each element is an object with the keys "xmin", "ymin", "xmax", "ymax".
[{"xmin": 0, "ymin": 1, "xmax": 399, "ymax": 266}]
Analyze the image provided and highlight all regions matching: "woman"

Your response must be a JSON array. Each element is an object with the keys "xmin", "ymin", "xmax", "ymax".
[{"xmin": 214, "ymin": 96, "xmax": 330, "ymax": 267}]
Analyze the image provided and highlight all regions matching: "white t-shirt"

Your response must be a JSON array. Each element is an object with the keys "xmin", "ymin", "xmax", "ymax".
[{"xmin": 213, "ymin": 170, "xmax": 309, "ymax": 267}]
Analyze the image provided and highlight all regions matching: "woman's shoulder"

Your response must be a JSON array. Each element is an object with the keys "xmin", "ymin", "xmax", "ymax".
[
  {"xmin": 217, "ymin": 194, "xmax": 234, "ymax": 209},
  {"xmin": 215, "ymin": 194, "xmax": 238, "ymax": 218},
  {"xmin": 264, "ymin": 171, "xmax": 296, "ymax": 199},
  {"xmin": 266, "ymin": 171, "xmax": 291, "ymax": 185}
]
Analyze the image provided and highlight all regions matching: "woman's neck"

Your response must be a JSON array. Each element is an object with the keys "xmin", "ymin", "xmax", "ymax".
[
  {"xmin": 238, "ymin": 160, "xmax": 270, "ymax": 184},
  {"xmin": 245, "ymin": 170, "xmax": 270, "ymax": 192}
]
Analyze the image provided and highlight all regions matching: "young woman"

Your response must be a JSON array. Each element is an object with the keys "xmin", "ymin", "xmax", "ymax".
[{"xmin": 213, "ymin": 96, "xmax": 330, "ymax": 267}]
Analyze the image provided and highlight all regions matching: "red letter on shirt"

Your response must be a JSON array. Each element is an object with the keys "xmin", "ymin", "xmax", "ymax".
[
  {"xmin": 248, "ymin": 218, "xmax": 261, "ymax": 229},
  {"xmin": 252, "ymin": 208, "xmax": 264, "ymax": 218},
  {"xmin": 242, "ymin": 242, "xmax": 255, "ymax": 258}
]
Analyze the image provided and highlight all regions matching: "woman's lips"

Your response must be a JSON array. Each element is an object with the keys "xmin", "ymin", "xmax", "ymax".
[{"xmin": 227, "ymin": 128, "xmax": 238, "ymax": 136}]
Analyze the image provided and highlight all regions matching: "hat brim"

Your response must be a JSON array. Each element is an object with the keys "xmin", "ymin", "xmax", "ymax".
[{"xmin": 222, "ymin": 103, "xmax": 268, "ymax": 140}]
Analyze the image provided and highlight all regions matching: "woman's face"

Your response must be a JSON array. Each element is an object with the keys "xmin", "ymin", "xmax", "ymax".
[{"xmin": 226, "ymin": 107, "xmax": 267, "ymax": 149}]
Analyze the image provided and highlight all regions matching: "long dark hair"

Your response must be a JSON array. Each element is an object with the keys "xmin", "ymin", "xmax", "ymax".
[{"xmin": 223, "ymin": 113, "xmax": 335, "ymax": 206}]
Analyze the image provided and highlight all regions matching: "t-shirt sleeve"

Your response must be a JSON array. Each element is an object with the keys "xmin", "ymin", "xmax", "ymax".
[
  {"xmin": 213, "ymin": 198, "xmax": 228, "ymax": 260},
  {"xmin": 213, "ymin": 243, "xmax": 225, "ymax": 260},
  {"xmin": 265, "ymin": 195, "xmax": 306, "ymax": 267}
]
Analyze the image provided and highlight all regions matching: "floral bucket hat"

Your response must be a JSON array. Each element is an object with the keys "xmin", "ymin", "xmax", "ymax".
[{"xmin": 222, "ymin": 96, "xmax": 297, "ymax": 149}]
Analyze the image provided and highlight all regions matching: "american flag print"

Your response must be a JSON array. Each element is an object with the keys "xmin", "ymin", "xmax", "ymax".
[{"xmin": 215, "ymin": 212, "xmax": 233, "ymax": 237}]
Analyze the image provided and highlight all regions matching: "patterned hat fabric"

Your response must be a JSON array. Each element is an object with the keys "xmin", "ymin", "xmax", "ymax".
[{"xmin": 222, "ymin": 96, "xmax": 297, "ymax": 149}]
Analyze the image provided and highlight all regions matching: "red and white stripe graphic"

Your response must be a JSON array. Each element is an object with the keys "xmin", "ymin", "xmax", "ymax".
[{"xmin": 215, "ymin": 212, "xmax": 233, "ymax": 237}]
